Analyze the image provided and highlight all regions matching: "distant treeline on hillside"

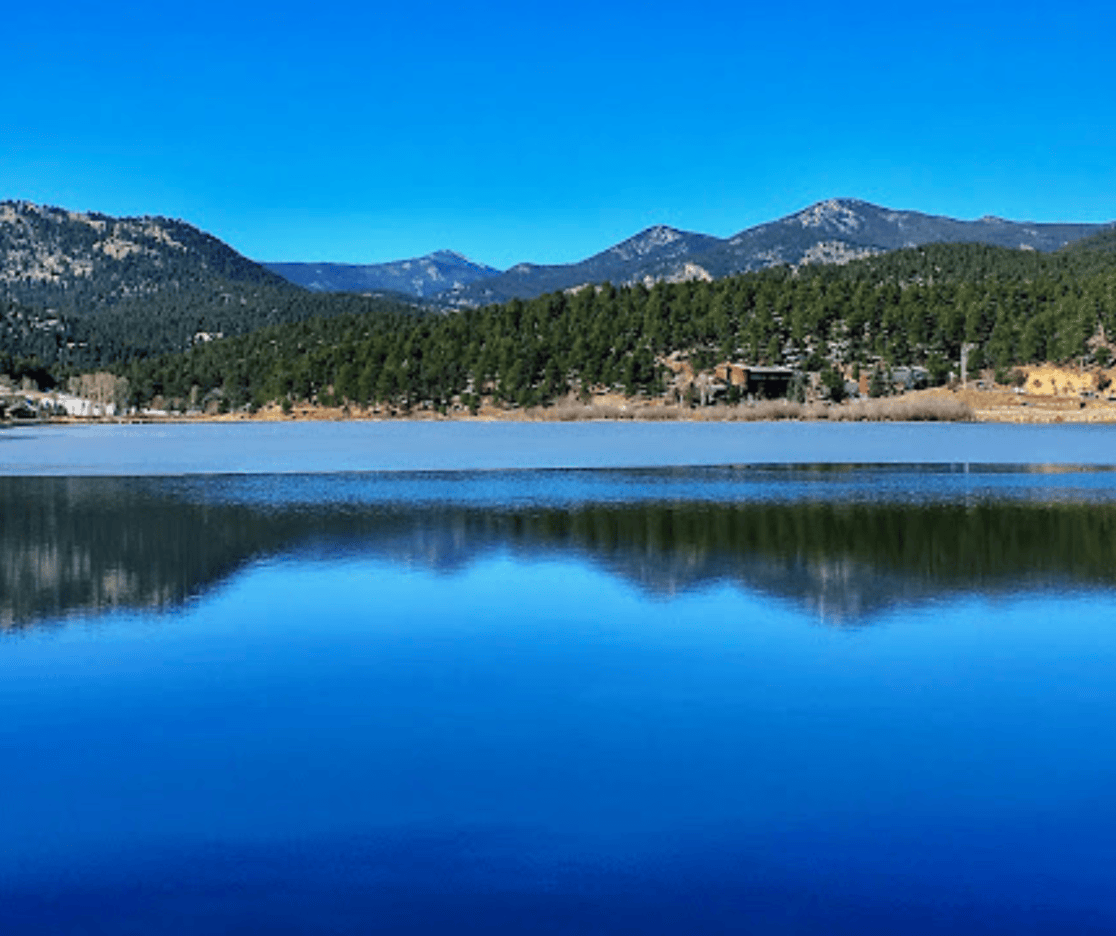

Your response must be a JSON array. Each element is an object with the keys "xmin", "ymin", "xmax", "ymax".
[
  {"xmin": 109, "ymin": 236, "xmax": 1116, "ymax": 412},
  {"xmin": 0, "ymin": 286, "xmax": 424, "ymax": 380}
]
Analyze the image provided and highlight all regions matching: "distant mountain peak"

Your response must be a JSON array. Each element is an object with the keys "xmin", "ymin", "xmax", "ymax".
[
  {"xmin": 614, "ymin": 225, "xmax": 683, "ymax": 251},
  {"xmin": 605, "ymin": 224, "xmax": 702, "ymax": 263},
  {"xmin": 641, "ymin": 223, "xmax": 684, "ymax": 239},
  {"xmin": 793, "ymin": 199, "xmax": 866, "ymax": 233},
  {"xmin": 263, "ymin": 248, "xmax": 501, "ymax": 297},
  {"xmin": 427, "ymin": 248, "xmax": 493, "ymax": 268}
]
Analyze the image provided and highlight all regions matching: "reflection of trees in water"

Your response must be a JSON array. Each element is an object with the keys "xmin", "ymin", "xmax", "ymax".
[
  {"xmin": 502, "ymin": 503, "xmax": 1116, "ymax": 623},
  {"xmin": 0, "ymin": 478, "xmax": 284, "ymax": 629},
  {"xmin": 3, "ymin": 476, "xmax": 1116, "ymax": 630}
]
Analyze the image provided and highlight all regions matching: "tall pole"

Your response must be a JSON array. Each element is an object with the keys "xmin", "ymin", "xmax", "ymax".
[{"xmin": 960, "ymin": 343, "xmax": 975, "ymax": 388}]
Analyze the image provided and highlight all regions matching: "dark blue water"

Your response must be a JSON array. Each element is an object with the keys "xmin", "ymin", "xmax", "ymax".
[{"xmin": 3, "ymin": 463, "xmax": 1116, "ymax": 933}]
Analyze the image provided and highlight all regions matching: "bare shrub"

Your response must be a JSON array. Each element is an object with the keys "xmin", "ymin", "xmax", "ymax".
[
  {"xmin": 828, "ymin": 396, "xmax": 973, "ymax": 422},
  {"xmin": 497, "ymin": 394, "xmax": 971, "ymax": 422},
  {"xmin": 703, "ymin": 400, "xmax": 806, "ymax": 421},
  {"xmin": 634, "ymin": 405, "xmax": 690, "ymax": 421},
  {"xmin": 524, "ymin": 401, "xmax": 639, "ymax": 421}
]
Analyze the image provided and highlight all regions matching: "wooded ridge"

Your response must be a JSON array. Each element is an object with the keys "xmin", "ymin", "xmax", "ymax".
[
  {"xmin": 0, "ymin": 201, "xmax": 424, "ymax": 370},
  {"xmin": 110, "ymin": 235, "xmax": 1116, "ymax": 414},
  {"xmin": 4, "ymin": 201, "xmax": 1116, "ymax": 417}
]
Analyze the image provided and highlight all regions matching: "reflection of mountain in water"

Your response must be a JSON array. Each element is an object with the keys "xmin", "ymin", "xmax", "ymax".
[{"xmin": 3, "ymin": 476, "xmax": 1116, "ymax": 630}]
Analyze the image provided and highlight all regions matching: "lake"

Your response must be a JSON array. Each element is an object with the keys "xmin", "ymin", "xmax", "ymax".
[{"xmin": 2, "ymin": 423, "xmax": 1115, "ymax": 933}]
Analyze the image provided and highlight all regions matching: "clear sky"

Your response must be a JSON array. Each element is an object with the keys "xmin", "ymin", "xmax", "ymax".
[{"xmin": 4, "ymin": 0, "xmax": 1114, "ymax": 268}]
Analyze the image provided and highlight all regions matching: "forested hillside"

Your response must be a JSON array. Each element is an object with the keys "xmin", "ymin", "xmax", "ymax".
[
  {"xmin": 0, "ymin": 201, "xmax": 289, "ymax": 307},
  {"xmin": 0, "ymin": 202, "xmax": 423, "ymax": 369},
  {"xmin": 6, "ymin": 200, "xmax": 1116, "ymax": 413},
  {"xmin": 117, "ymin": 240, "xmax": 1116, "ymax": 413}
]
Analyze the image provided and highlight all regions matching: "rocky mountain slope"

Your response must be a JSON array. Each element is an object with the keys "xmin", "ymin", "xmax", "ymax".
[
  {"xmin": 264, "ymin": 250, "xmax": 499, "ymax": 297},
  {"xmin": 0, "ymin": 201, "xmax": 290, "ymax": 311},
  {"xmin": 0, "ymin": 201, "xmax": 417, "ymax": 367}
]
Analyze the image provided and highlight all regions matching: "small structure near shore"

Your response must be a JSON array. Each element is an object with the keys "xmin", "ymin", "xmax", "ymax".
[
  {"xmin": 49, "ymin": 393, "xmax": 117, "ymax": 418},
  {"xmin": 713, "ymin": 363, "xmax": 796, "ymax": 398},
  {"xmin": 0, "ymin": 397, "xmax": 40, "ymax": 420}
]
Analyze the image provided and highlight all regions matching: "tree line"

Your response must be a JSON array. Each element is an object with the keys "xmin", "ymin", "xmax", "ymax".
[{"xmin": 107, "ymin": 237, "xmax": 1116, "ymax": 412}]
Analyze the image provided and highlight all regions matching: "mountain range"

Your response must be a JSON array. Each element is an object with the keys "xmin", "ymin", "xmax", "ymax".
[
  {"xmin": 2, "ymin": 197, "xmax": 1113, "ymax": 370},
  {"xmin": 262, "ymin": 198, "xmax": 1113, "ymax": 306},
  {"xmin": 5, "ymin": 198, "xmax": 1112, "ymax": 318},
  {"xmin": 264, "ymin": 250, "xmax": 500, "ymax": 298}
]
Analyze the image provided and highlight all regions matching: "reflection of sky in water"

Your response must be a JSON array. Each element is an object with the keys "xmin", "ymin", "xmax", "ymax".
[
  {"xmin": 3, "ymin": 456, "xmax": 1116, "ymax": 932},
  {"xmin": 3, "ymin": 554, "xmax": 1116, "ymax": 933}
]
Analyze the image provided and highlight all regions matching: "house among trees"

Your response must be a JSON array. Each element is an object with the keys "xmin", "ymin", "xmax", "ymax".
[
  {"xmin": 0, "ymin": 395, "xmax": 39, "ymax": 419},
  {"xmin": 713, "ymin": 364, "xmax": 796, "ymax": 398},
  {"xmin": 890, "ymin": 366, "xmax": 929, "ymax": 391}
]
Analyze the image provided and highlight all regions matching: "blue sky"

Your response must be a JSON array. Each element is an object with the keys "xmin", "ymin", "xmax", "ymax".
[{"xmin": 4, "ymin": 0, "xmax": 1115, "ymax": 268}]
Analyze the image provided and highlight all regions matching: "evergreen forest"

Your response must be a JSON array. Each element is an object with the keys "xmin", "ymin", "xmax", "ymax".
[{"xmin": 109, "ymin": 235, "xmax": 1116, "ymax": 412}]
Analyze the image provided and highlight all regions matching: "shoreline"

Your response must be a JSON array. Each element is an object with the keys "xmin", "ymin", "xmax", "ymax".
[{"xmin": 8, "ymin": 387, "xmax": 1116, "ymax": 427}]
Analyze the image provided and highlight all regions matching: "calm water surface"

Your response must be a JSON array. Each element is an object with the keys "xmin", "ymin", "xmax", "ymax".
[
  {"xmin": 2, "ymin": 427, "xmax": 1115, "ymax": 933},
  {"xmin": 5, "ymin": 420, "xmax": 1116, "ymax": 473}
]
